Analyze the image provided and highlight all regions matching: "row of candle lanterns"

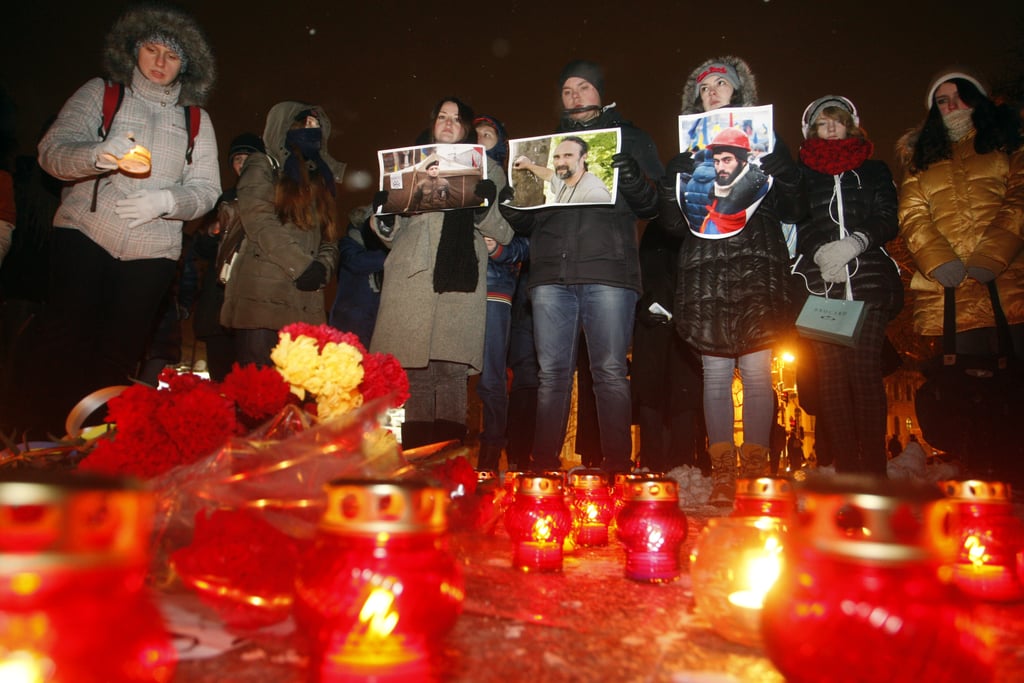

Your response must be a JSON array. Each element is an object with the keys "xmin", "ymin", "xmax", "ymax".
[
  {"xmin": 688, "ymin": 473, "xmax": 1021, "ymax": 683},
  {"xmin": 3, "ymin": 466, "xmax": 1023, "ymax": 682}
]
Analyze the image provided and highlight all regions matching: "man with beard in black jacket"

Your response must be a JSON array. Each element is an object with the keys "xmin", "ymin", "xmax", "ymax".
[{"xmin": 500, "ymin": 60, "xmax": 662, "ymax": 475}]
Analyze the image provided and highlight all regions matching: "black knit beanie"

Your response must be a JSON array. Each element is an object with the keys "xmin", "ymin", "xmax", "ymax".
[{"xmin": 559, "ymin": 60, "xmax": 605, "ymax": 98}]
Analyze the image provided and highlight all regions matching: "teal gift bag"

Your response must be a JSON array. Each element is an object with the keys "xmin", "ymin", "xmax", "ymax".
[{"xmin": 796, "ymin": 294, "xmax": 865, "ymax": 347}]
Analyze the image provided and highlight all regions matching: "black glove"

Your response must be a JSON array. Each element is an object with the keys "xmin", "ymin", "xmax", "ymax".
[
  {"xmin": 474, "ymin": 179, "xmax": 497, "ymax": 204},
  {"xmin": 498, "ymin": 184, "xmax": 515, "ymax": 204},
  {"xmin": 371, "ymin": 189, "xmax": 396, "ymax": 233},
  {"xmin": 612, "ymin": 153, "xmax": 645, "ymax": 189},
  {"xmin": 759, "ymin": 136, "xmax": 800, "ymax": 184},
  {"xmin": 665, "ymin": 152, "xmax": 696, "ymax": 178},
  {"xmin": 295, "ymin": 260, "xmax": 328, "ymax": 291},
  {"xmin": 372, "ymin": 190, "xmax": 389, "ymax": 213},
  {"xmin": 637, "ymin": 308, "xmax": 670, "ymax": 327}
]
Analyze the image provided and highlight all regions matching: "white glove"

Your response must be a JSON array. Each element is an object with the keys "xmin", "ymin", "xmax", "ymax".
[
  {"xmin": 814, "ymin": 232, "xmax": 867, "ymax": 283},
  {"xmin": 115, "ymin": 190, "xmax": 174, "ymax": 228},
  {"xmin": 95, "ymin": 133, "xmax": 136, "ymax": 170}
]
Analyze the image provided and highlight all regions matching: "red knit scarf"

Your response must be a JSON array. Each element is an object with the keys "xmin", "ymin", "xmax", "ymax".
[{"xmin": 799, "ymin": 136, "xmax": 874, "ymax": 175}]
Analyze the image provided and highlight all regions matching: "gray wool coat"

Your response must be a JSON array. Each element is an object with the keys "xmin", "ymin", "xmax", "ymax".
[
  {"xmin": 369, "ymin": 159, "xmax": 513, "ymax": 374},
  {"xmin": 220, "ymin": 102, "xmax": 344, "ymax": 330}
]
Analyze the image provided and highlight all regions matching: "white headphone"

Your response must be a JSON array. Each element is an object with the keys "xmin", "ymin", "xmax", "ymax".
[{"xmin": 801, "ymin": 95, "xmax": 859, "ymax": 139}]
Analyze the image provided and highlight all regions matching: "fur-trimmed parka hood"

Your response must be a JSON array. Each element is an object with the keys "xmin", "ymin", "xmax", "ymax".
[
  {"xmin": 680, "ymin": 55, "xmax": 757, "ymax": 114},
  {"xmin": 102, "ymin": 3, "xmax": 215, "ymax": 107},
  {"xmin": 263, "ymin": 101, "xmax": 346, "ymax": 180}
]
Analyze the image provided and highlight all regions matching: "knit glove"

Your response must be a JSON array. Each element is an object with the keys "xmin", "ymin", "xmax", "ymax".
[
  {"xmin": 95, "ymin": 133, "xmax": 136, "ymax": 170},
  {"xmin": 665, "ymin": 152, "xmax": 696, "ymax": 179},
  {"xmin": 931, "ymin": 260, "xmax": 966, "ymax": 288},
  {"xmin": 814, "ymin": 232, "xmax": 868, "ymax": 283},
  {"xmin": 497, "ymin": 185, "xmax": 533, "ymax": 231},
  {"xmin": 294, "ymin": 260, "xmax": 328, "ymax": 291},
  {"xmin": 968, "ymin": 266, "xmax": 997, "ymax": 284},
  {"xmin": 114, "ymin": 189, "xmax": 174, "ymax": 228}
]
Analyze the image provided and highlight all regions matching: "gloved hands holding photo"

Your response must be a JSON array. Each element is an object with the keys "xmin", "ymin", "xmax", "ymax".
[
  {"xmin": 474, "ymin": 179, "xmax": 497, "ymax": 205},
  {"xmin": 814, "ymin": 232, "xmax": 867, "ymax": 283},
  {"xmin": 760, "ymin": 136, "xmax": 800, "ymax": 184},
  {"xmin": 95, "ymin": 133, "xmax": 136, "ymax": 170},
  {"xmin": 372, "ymin": 190, "xmax": 395, "ymax": 233},
  {"xmin": 114, "ymin": 189, "xmax": 173, "ymax": 228}
]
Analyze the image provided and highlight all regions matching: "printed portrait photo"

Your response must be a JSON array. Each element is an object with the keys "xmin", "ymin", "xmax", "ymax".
[
  {"xmin": 505, "ymin": 128, "xmax": 620, "ymax": 208},
  {"xmin": 675, "ymin": 105, "xmax": 774, "ymax": 239},
  {"xmin": 376, "ymin": 143, "xmax": 487, "ymax": 214}
]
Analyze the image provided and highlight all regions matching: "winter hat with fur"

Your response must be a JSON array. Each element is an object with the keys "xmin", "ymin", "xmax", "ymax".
[
  {"xmin": 680, "ymin": 56, "xmax": 757, "ymax": 114},
  {"xmin": 924, "ymin": 66, "xmax": 987, "ymax": 109},
  {"xmin": 103, "ymin": 2, "xmax": 216, "ymax": 106}
]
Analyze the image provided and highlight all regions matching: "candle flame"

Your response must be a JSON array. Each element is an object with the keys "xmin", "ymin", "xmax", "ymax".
[
  {"xmin": 532, "ymin": 516, "xmax": 554, "ymax": 542},
  {"xmin": 728, "ymin": 534, "xmax": 783, "ymax": 609},
  {"xmin": 584, "ymin": 503, "xmax": 599, "ymax": 522},
  {"xmin": 964, "ymin": 534, "xmax": 991, "ymax": 567},
  {"xmin": 0, "ymin": 650, "xmax": 51, "ymax": 683},
  {"xmin": 359, "ymin": 587, "xmax": 399, "ymax": 639}
]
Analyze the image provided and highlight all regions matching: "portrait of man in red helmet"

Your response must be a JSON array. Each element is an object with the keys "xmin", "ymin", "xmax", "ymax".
[{"xmin": 675, "ymin": 104, "xmax": 775, "ymax": 238}]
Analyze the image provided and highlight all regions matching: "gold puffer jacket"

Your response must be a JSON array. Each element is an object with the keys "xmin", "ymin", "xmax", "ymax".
[{"xmin": 898, "ymin": 131, "xmax": 1024, "ymax": 336}]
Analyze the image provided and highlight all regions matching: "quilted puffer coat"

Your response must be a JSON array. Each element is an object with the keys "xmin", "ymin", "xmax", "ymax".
[
  {"xmin": 898, "ymin": 131, "xmax": 1024, "ymax": 335},
  {"xmin": 794, "ymin": 159, "xmax": 903, "ymax": 319}
]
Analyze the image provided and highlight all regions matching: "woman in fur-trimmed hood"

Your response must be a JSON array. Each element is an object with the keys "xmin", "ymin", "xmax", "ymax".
[
  {"xmin": 15, "ymin": 2, "xmax": 221, "ymax": 439},
  {"xmin": 658, "ymin": 54, "xmax": 806, "ymax": 505},
  {"xmin": 102, "ymin": 2, "xmax": 216, "ymax": 106},
  {"xmin": 679, "ymin": 55, "xmax": 758, "ymax": 115}
]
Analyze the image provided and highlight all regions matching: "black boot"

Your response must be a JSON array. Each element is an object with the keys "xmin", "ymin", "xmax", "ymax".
[{"xmin": 401, "ymin": 421, "xmax": 435, "ymax": 450}]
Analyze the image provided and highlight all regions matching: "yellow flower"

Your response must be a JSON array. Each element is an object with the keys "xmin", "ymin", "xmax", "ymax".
[{"xmin": 270, "ymin": 333, "xmax": 322, "ymax": 397}]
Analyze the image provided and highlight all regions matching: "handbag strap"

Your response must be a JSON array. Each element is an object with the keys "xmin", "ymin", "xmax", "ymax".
[
  {"xmin": 941, "ymin": 282, "xmax": 1015, "ymax": 365},
  {"xmin": 833, "ymin": 175, "xmax": 854, "ymax": 302}
]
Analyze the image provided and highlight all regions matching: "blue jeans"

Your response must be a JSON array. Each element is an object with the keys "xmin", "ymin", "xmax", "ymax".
[
  {"xmin": 477, "ymin": 300, "xmax": 512, "ymax": 447},
  {"xmin": 531, "ymin": 284, "xmax": 638, "ymax": 471},
  {"xmin": 702, "ymin": 349, "xmax": 773, "ymax": 447}
]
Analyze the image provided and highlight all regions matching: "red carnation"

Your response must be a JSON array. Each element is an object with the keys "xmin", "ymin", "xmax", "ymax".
[{"xmin": 221, "ymin": 363, "xmax": 292, "ymax": 421}]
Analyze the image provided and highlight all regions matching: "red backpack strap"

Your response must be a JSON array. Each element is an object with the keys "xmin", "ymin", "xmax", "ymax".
[
  {"xmin": 184, "ymin": 106, "xmax": 200, "ymax": 164},
  {"xmin": 98, "ymin": 80, "xmax": 125, "ymax": 140}
]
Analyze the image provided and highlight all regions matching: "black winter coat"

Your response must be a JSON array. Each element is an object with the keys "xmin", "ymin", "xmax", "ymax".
[
  {"xmin": 510, "ymin": 106, "xmax": 662, "ymax": 293},
  {"xmin": 660, "ymin": 173, "xmax": 807, "ymax": 356},
  {"xmin": 794, "ymin": 160, "xmax": 903, "ymax": 319}
]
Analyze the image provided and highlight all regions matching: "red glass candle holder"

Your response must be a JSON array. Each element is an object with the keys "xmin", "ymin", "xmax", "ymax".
[
  {"xmin": 611, "ymin": 473, "xmax": 649, "ymax": 534},
  {"xmin": 294, "ymin": 479, "xmax": 464, "ymax": 682},
  {"xmin": 0, "ymin": 471, "xmax": 176, "ymax": 683},
  {"xmin": 504, "ymin": 475, "xmax": 573, "ymax": 572},
  {"xmin": 732, "ymin": 476, "xmax": 795, "ymax": 519},
  {"xmin": 941, "ymin": 479, "xmax": 1024, "ymax": 602},
  {"xmin": 569, "ymin": 469, "xmax": 614, "ymax": 547},
  {"xmin": 616, "ymin": 477, "xmax": 688, "ymax": 582},
  {"xmin": 689, "ymin": 515, "xmax": 786, "ymax": 646},
  {"xmin": 761, "ymin": 475, "xmax": 994, "ymax": 683}
]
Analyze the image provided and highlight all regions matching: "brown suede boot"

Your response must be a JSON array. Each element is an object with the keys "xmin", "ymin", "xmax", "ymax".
[
  {"xmin": 708, "ymin": 441, "xmax": 737, "ymax": 506},
  {"xmin": 738, "ymin": 443, "xmax": 770, "ymax": 479}
]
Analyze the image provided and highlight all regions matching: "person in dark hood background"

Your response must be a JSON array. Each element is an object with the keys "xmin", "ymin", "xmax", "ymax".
[
  {"xmin": 500, "ymin": 60, "xmax": 662, "ymax": 475},
  {"xmin": 7, "ymin": 2, "xmax": 220, "ymax": 437},
  {"xmin": 220, "ymin": 102, "xmax": 344, "ymax": 367}
]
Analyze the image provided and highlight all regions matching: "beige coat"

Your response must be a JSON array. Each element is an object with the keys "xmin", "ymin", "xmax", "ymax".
[
  {"xmin": 369, "ymin": 159, "xmax": 512, "ymax": 373},
  {"xmin": 898, "ymin": 131, "xmax": 1024, "ymax": 335}
]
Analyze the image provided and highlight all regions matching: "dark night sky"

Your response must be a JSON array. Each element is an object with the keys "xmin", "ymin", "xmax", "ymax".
[{"xmin": 3, "ymin": 1, "xmax": 1023, "ymax": 218}]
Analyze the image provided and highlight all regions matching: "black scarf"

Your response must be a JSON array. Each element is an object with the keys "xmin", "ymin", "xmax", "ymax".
[
  {"xmin": 433, "ymin": 209, "xmax": 478, "ymax": 293},
  {"xmin": 283, "ymin": 128, "xmax": 336, "ymax": 196}
]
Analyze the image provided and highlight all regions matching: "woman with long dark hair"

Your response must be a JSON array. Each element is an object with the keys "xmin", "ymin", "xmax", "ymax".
[{"xmin": 221, "ymin": 102, "xmax": 345, "ymax": 366}]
